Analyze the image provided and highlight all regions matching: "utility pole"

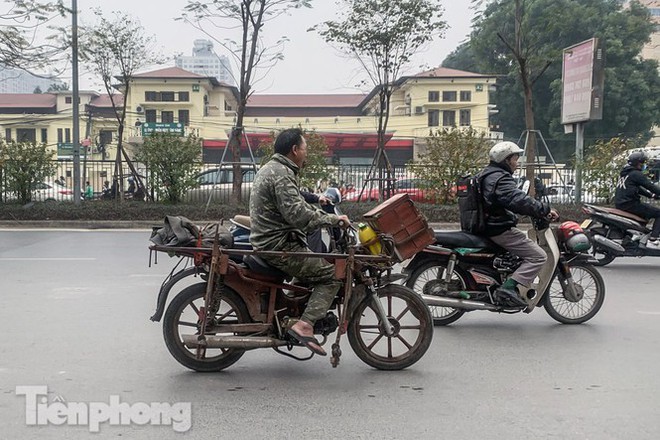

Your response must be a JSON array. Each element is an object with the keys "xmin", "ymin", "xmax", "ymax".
[{"xmin": 71, "ymin": 0, "xmax": 81, "ymax": 204}]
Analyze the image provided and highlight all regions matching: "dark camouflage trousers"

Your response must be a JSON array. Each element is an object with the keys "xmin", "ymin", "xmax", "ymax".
[{"xmin": 262, "ymin": 241, "xmax": 341, "ymax": 324}]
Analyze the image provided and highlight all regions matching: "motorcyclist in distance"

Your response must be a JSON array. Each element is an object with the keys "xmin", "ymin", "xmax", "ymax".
[{"xmin": 614, "ymin": 151, "xmax": 660, "ymax": 249}]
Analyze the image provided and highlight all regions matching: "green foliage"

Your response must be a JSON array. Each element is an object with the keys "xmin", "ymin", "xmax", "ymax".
[
  {"xmin": 257, "ymin": 129, "xmax": 331, "ymax": 190},
  {"xmin": 0, "ymin": 140, "xmax": 56, "ymax": 204},
  {"xmin": 134, "ymin": 133, "xmax": 203, "ymax": 204},
  {"xmin": 47, "ymin": 82, "xmax": 69, "ymax": 92},
  {"xmin": 444, "ymin": 0, "xmax": 660, "ymax": 157},
  {"xmin": 317, "ymin": 0, "xmax": 447, "ymax": 154},
  {"xmin": 581, "ymin": 137, "xmax": 643, "ymax": 202},
  {"xmin": 409, "ymin": 128, "xmax": 493, "ymax": 203}
]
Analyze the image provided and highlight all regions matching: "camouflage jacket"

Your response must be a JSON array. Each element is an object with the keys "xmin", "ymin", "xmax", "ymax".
[{"xmin": 249, "ymin": 153, "xmax": 340, "ymax": 250}]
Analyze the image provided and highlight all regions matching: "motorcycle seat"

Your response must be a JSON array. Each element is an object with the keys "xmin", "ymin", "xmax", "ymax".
[
  {"xmin": 231, "ymin": 215, "xmax": 251, "ymax": 230},
  {"xmin": 434, "ymin": 230, "xmax": 497, "ymax": 250},
  {"xmin": 243, "ymin": 254, "xmax": 289, "ymax": 281},
  {"xmin": 586, "ymin": 205, "xmax": 648, "ymax": 224}
]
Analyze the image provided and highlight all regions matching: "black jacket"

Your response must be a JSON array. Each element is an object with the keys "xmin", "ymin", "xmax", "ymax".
[
  {"xmin": 614, "ymin": 165, "xmax": 660, "ymax": 208},
  {"xmin": 481, "ymin": 162, "xmax": 551, "ymax": 236}
]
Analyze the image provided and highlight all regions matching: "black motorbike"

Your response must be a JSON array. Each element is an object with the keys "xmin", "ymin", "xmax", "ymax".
[
  {"xmin": 581, "ymin": 203, "xmax": 658, "ymax": 266},
  {"xmin": 402, "ymin": 219, "xmax": 606, "ymax": 326}
]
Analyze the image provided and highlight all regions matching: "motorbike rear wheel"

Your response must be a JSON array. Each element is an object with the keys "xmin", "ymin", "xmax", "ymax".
[
  {"xmin": 163, "ymin": 282, "xmax": 250, "ymax": 372},
  {"xmin": 348, "ymin": 285, "xmax": 433, "ymax": 370},
  {"xmin": 543, "ymin": 262, "xmax": 605, "ymax": 324},
  {"xmin": 405, "ymin": 260, "xmax": 467, "ymax": 326}
]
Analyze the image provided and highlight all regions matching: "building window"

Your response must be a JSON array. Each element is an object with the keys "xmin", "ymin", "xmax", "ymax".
[
  {"xmin": 65, "ymin": 96, "xmax": 72, "ymax": 104},
  {"xmin": 178, "ymin": 91, "xmax": 189, "ymax": 102},
  {"xmin": 428, "ymin": 91, "xmax": 440, "ymax": 102},
  {"xmin": 443, "ymin": 91, "xmax": 457, "ymax": 102},
  {"xmin": 161, "ymin": 111, "xmax": 174, "ymax": 123},
  {"xmin": 443, "ymin": 110, "xmax": 456, "ymax": 127},
  {"xmin": 17, "ymin": 128, "xmax": 36, "ymax": 142},
  {"xmin": 145, "ymin": 91, "xmax": 159, "ymax": 101},
  {"xmin": 99, "ymin": 130, "xmax": 113, "ymax": 145},
  {"xmin": 57, "ymin": 128, "xmax": 63, "ymax": 143},
  {"xmin": 427, "ymin": 110, "xmax": 440, "ymax": 127},
  {"xmin": 5, "ymin": 128, "xmax": 11, "ymax": 141},
  {"xmin": 475, "ymin": 84, "xmax": 484, "ymax": 92},
  {"xmin": 160, "ymin": 92, "xmax": 175, "ymax": 102},
  {"xmin": 41, "ymin": 128, "xmax": 48, "ymax": 143},
  {"xmin": 65, "ymin": 128, "xmax": 71, "ymax": 143},
  {"xmin": 460, "ymin": 91, "xmax": 472, "ymax": 102},
  {"xmin": 178, "ymin": 110, "xmax": 190, "ymax": 126},
  {"xmin": 145, "ymin": 109, "xmax": 157, "ymax": 123},
  {"xmin": 460, "ymin": 109, "xmax": 471, "ymax": 126}
]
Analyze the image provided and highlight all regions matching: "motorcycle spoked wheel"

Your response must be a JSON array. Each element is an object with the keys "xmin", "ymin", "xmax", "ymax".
[
  {"xmin": 543, "ymin": 262, "xmax": 605, "ymax": 324},
  {"xmin": 347, "ymin": 285, "xmax": 433, "ymax": 370},
  {"xmin": 163, "ymin": 282, "xmax": 251, "ymax": 372},
  {"xmin": 405, "ymin": 261, "xmax": 467, "ymax": 326}
]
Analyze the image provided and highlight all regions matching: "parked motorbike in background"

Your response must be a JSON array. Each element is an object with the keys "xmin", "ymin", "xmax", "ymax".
[
  {"xmin": 581, "ymin": 203, "xmax": 658, "ymax": 266},
  {"xmin": 403, "ymin": 218, "xmax": 606, "ymax": 326}
]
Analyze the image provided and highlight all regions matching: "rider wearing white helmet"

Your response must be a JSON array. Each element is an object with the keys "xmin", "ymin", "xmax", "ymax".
[{"xmin": 479, "ymin": 141, "xmax": 559, "ymax": 307}]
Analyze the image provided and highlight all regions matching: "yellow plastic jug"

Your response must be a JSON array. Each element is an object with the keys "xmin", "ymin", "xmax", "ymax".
[{"xmin": 358, "ymin": 223, "xmax": 382, "ymax": 255}]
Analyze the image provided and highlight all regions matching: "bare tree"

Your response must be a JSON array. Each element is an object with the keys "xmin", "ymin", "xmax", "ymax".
[
  {"xmin": 0, "ymin": 0, "xmax": 69, "ymax": 73},
  {"xmin": 317, "ymin": 0, "xmax": 446, "ymax": 201},
  {"xmin": 182, "ymin": 0, "xmax": 313, "ymax": 203},
  {"xmin": 79, "ymin": 11, "xmax": 161, "ymax": 199}
]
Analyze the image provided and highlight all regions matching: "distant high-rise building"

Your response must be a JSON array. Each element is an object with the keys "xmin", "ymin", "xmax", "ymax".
[
  {"xmin": 0, "ymin": 65, "xmax": 64, "ymax": 94},
  {"xmin": 175, "ymin": 40, "xmax": 234, "ymax": 86}
]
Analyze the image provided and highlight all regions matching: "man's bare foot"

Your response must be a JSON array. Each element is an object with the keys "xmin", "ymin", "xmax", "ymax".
[{"xmin": 288, "ymin": 320, "xmax": 326, "ymax": 356}]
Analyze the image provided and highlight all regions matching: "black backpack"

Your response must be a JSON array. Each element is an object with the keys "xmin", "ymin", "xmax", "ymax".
[{"xmin": 456, "ymin": 170, "xmax": 499, "ymax": 234}]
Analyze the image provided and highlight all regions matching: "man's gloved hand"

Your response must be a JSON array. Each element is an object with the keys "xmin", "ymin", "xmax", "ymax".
[{"xmin": 318, "ymin": 195, "xmax": 330, "ymax": 205}]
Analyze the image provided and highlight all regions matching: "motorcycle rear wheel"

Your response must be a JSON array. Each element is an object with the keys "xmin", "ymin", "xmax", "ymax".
[
  {"xmin": 543, "ymin": 262, "xmax": 605, "ymax": 324},
  {"xmin": 405, "ymin": 260, "xmax": 467, "ymax": 326},
  {"xmin": 163, "ymin": 282, "xmax": 250, "ymax": 372},
  {"xmin": 348, "ymin": 285, "xmax": 433, "ymax": 370}
]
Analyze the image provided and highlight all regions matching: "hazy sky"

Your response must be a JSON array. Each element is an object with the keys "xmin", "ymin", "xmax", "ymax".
[{"xmin": 76, "ymin": 0, "xmax": 475, "ymax": 94}]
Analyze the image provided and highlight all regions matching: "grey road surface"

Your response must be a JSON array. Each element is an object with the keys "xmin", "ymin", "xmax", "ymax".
[{"xmin": 0, "ymin": 230, "xmax": 659, "ymax": 440}]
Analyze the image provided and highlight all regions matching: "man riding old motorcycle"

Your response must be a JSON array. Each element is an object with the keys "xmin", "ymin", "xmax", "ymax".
[
  {"xmin": 614, "ymin": 151, "xmax": 660, "ymax": 249},
  {"xmin": 249, "ymin": 128, "xmax": 350, "ymax": 356},
  {"xmin": 479, "ymin": 141, "xmax": 559, "ymax": 307}
]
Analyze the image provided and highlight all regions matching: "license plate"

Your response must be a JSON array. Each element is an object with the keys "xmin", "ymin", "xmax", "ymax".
[{"xmin": 580, "ymin": 219, "xmax": 592, "ymax": 229}]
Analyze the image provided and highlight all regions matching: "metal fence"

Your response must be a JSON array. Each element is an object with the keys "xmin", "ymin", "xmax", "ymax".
[{"xmin": 1, "ymin": 159, "xmax": 658, "ymax": 205}]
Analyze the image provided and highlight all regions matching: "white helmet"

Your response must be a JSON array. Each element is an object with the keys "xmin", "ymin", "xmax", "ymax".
[{"xmin": 489, "ymin": 141, "xmax": 524, "ymax": 163}]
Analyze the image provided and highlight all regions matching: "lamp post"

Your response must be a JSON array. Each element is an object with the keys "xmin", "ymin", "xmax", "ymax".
[{"xmin": 71, "ymin": 0, "xmax": 81, "ymax": 203}]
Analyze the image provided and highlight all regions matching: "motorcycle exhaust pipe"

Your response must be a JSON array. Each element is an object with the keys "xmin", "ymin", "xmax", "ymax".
[
  {"xmin": 591, "ymin": 234, "xmax": 625, "ymax": 255},
  {"xmin": 421, "ymin": 294, "xmax": 499, "ymax": 311},
  {"xmin": 182, "ymin": 335, "xmax": 289, "ymax": 349}
]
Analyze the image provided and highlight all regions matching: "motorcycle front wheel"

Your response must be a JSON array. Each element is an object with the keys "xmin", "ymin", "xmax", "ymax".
[
  {"xmin": 405, "ymin": 261, "xmax": 467, "ymax": 326},
  {"xmin": 348, "ymin": 285, "xmax": 433, "ymax": 370},
  {"xmin": 163, "ymin": 282, "xmax": 250, "ymax": 372},
  {"xmin": 543, "ymin": 262, "xmax": 605, "ymax": 324}
]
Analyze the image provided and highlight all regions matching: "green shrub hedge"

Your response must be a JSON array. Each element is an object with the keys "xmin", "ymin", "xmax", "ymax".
[{"xmin": 0, "ymin": 199, "xmax": 591, "ymax": 224}]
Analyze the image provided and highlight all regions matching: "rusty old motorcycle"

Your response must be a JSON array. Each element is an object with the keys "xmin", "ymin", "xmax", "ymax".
[{"xmin": 148, "ymin": 194, "xmax": 435, "ymax": 371}]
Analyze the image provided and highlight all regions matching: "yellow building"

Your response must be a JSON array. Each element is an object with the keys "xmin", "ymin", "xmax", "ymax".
[
  {"xmin": 122, "ymin": 66, "xmax": 498, "ymax": 166},
  {"xmin": 0, "ymin": 66, "xmax": 498, "ymax": 169}
]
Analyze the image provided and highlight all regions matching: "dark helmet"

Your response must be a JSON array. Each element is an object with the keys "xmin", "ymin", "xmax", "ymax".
[{"xmin": 628, "ymin": 151, "xmax": 647, "ymax": 166}]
